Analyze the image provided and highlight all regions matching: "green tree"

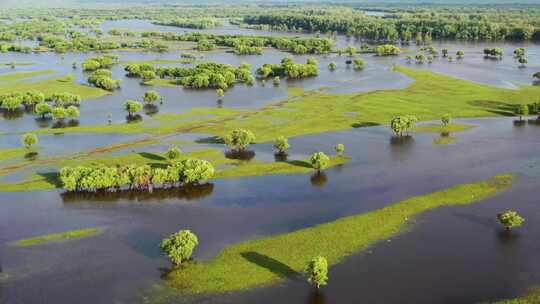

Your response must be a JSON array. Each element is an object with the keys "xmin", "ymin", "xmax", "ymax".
[
  {"xmin": 35, "ymin": 102, "xmax": 52, "ymax": 118},
  {"xmin": 334, "ymin": 143, "xmax": 345, "ymax": 155},
  {"xmin": 515, "ymin": 104, "xmax": 529, "ymax": 121},
  {"xmin": 273, "ymin": 76, "xmax": 280, "ymax": 86},
  {"xmin": 305, "ymin": 256, "xmax": 328, "ymax": 289},
  {"xmin": 353, "ymin": 57, "xmax": 365, "ymax": 69},
  {"xmin": 310, "ymin": 152, "xmax": 330, "ymax": 172},
  {"xmin": 442, "ymin": 49, "xmax": 448, "ymax": 57},
  {"xmin": 160, "ymin": 230, "xmax": 199, "ymax": 266},
  {"xmin": 390, "ymin": 115, "xmax": 418, "ymax": 136},
  {"xmin": 22, "ymin": 133, "xmax": 38, "ymax": 149},
  {"xmin": 143, "ymin": 90, "xmax": 161, "ymax": 104},
  {"xmin": 328, "ymin": 61, "xmax": 337, "ymax": 70},
  {"xmin": 274, "ymin": 136, "xmax": 290, "ymax": 154},
  {"xmin": 224, "ymin": 129, "xmax": 256, "ymax": 151},
  {"xmin": 124, "ymin": 100, "xmax": 143, "ymax": 117},
  {"xmin": 518, "ymin": 57, "xmax": 528, "ymax": 67},
  {"xmin": 52, "ymin": 106, "xmax": 68, "ymax": 121},
  {"xmin": 497, "ymin": 210, "xmax": 524, "ymax": 230},
  {"xmin": 456, "ymin": 50, "xmax": 464, "ymax": 59},
  {"xmin": 166, "ymin": 146, "xmax": 182, "ymax": 160},
  {"xmin": 66, "ymin": 106, "xmax": 80, "ymax": 118},
  {"xmin": 441, "ymin": 114, "xmax": 451, "ymax": 126},
  {"xmin": 216, "ymin": 88, "xmax": 224, "ymax": 99}
]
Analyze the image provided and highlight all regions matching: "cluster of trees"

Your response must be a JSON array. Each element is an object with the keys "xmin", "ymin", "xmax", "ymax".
[
  {"xmin": 374, "ymin": 44, "xmax": 401, "ymax": 56},
  {"xmin": 234, "ymin": 44, "xmax": 263, "ymax": 55},
  {"xmin": 257, "ymin": 57, "xmax": 318, "ymax": 79},
  {"xmin": 0, "ymin": 43, "xmax": 32, "ymax": 54},
  {"xmin": 59, "ymin": 158, "xmax": 215, "ymax": 192},
  {"xmin": 484, "ymin": 48, "xmax": 504, "ymax": 59},
  {"xmin": 82, "ymin": 55, "xmax": 119, "ymax": 71},
  {"xmin": 390, "ymin": 115, "xmax": 418, "ymax": 136},
  {"xmin": 0, "ymin": 91, "xmax": 44, "ymax": 111},
  {"xmin": 88, "ymin": 69, "xmax": 121, "ymax": 91}
]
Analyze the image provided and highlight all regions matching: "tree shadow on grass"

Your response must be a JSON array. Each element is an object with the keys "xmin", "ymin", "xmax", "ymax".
[
  {"xmin": 138, "ymin": 152, "xmax": 166, "ymax": 161},
  {"xmin": 468, "ymin": 100, "xmax": 516, "ymax": 116},
  {"xmin": 285, "ymin": 160, "xmax": 312, "ymax": 168},
  {"xmin": 240, "ymin": 251, "xmax": 299, "ymax": 278},
  {"xmin": 37, "ymin": 172, "xmax": 62, "ymax": 187},
  {"xmin": 351, "ymin": 122, "xmax": 379, "ymax": 128},
  {"xmin": 195, "ymin": 136, "xmax": 224, "ymax": 144}
]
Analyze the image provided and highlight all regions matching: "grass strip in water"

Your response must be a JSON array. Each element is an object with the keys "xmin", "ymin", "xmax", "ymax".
[
  {"xmin": 413, "ymin": 123, "xmax": 474, "ymax": 133},
  {"xmin": 0, "ymin": 69, "xmax": 56, "ymax": 82},
  {"xmin": 14, "ymin": 227, "xmax": 102, "ymax": 247},
  {"xmin": 164, "ymin": 173, "xmax": 514, "ymax": 294}
]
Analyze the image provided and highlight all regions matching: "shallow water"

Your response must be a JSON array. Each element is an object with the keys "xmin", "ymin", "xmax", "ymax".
[{"xmin": 1, "ymin": 117, "xmax": 540, "ymax": 304}]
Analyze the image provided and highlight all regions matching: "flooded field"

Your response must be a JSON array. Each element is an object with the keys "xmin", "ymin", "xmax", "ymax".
[{"xmin": 1, "ymin": 16, "xmax": 540, "ymax": 304}]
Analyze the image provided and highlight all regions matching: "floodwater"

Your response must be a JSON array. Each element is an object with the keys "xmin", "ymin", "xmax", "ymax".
[{"xmin": 1, "ymin": 20, "xmax": 540, "ymax": 304}]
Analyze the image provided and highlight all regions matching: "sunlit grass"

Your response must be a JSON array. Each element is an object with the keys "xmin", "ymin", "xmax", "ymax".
[
  {"xmin": 164, "ymin": 173, "xmax": 514, "ymax": 294},
  {"xmin": 0, "ymin": 69, "xmax": 55, "ymax": 82},
  {"xmin": 495, "ymin": 288, "xmax": 540, "ymax": 303}
]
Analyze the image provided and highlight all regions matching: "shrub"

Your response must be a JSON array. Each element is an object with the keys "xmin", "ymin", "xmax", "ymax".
[
  {"xmin": 334, "ymin": 143, "xmax": 345, "ymax": 155},
  {"xmin": 166, "ymin": 146, "xmax": 182, "ymax": 160},
  {"xmin": 224, "ymin": 129, "xmax": 255, "ymax": 151},
  {"xmin": 441, "ymin": 114, "xmax": 451, "ymax": 126},
  {"xmin": 497, "ymin": 210, "xmax": 524, "ymax": 230},
  {"xmin": 22, "ymin": 133, "xmax": 38, "ymax": 149},
  {"xmin": 310, "ymin": 152, "xmax": 330, "ymax": 171},
  {"xmin": 390, "ymin": 115, "xmax": 418, "ymax": 136},
  {"xmin": 305, "ymin": 256, "xmax": 328, "ymax": 289},
  {"xmin": 160, "ymin": 230, "xmax": 199, "ymax": 265},
  {"xmin": 143, "ymin": 90, "xmax": 161, "ymax": 104},
  {"xmin": 274, "ymin": 136, "xmax": 290, "ymax": 154},
  {"xmin": 124, "ymin": 100, "xmax": 143, "ymax": 117}
]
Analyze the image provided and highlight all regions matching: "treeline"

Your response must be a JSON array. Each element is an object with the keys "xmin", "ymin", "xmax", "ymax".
[
  {"xmin": 142, "ymin": 31, "xmax": 333, "ymax": 54},
  {"xmin": 243, "ymin": 10, "xmax": 540, "ymax": 42},
  {"xmin": 59, "ymin": 159, "xmax": 215, "ymax": 192}
]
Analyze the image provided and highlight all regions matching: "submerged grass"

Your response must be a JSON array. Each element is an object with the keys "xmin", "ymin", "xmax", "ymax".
[
  {"xmin": 433, "ymin": 136, "xmax": 458, "ymax": 145},
  {"xmin": 413, "ymin": 123, "xmax": 474, "ymax": 133},
  {"xmin": 164, "ymin": 173, "xmax": 514, "ymax": 294},
  {"xmin": 14, "ymin": 227, "xmax": 102, "ymax": 247}
]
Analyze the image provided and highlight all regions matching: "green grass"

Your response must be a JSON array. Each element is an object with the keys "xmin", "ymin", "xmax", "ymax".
[
  {"xmin": 21, "ymin": 67, "xmax": 537, "ymax": 140},
  {"xmin": 495, "ymin": 288, "xmax": 540, "ymax": 303},
  {"xmin": 0, "ymin": 69, "xmax": 56, "ymax": 82},
  {"xmin": 0, "ymin": 74, "xmax": 108, "ymax": 100},
  {"xmin": 14, "ymin": 227, "xmax": 102, "ymax": 247},
  {"xmin": 413, "ymin": 123, "xmax": 474, "ymax": 133},
  {"xmin": 0, "ymin": 147, "xmax": 31, "ymax": 162},
  {"xmin": 120, "ymin": 59, "xmax": 194, "ymax": 65},
  {"xmin": 163, "ymin": 173, "xmax": 514, "ymax": 294}
]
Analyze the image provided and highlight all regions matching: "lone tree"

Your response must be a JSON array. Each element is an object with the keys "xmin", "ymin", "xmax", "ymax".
[
  {"xmin": 515, "ymin": 104, "xmax": 529, "ymax": 121},
  {"xmin": 224, "ymin": 129, "xmax": 256, "ymax": 151},
  {"xmin": 328, "ymin": 61, "xmax": 337, "ymax": 71},
  {"xmin": 390, "ymin": 115, "xmax": 418, "ymax": 136},
  {"xmin": 22, "ymin": 133, "xmax": 38, "ymax": 149},
  {"xmin": 124, "ymin": 100, "xmax": 143, "ymax": 117},
  {"xmin": 518, "ymin": 57, "xmax": 528, "ymax": 67},
  {"xmin": 310, "ymin": 152, "xmax": 330, "ymax": 172},
  {"xmin": 274, "ymin": 136, "xmax": 290, "ymax": 155},
  {"xmin": 216, "ymin": 88, "xmax": 224, "ymax": 99},
  {"xmin": 441, "ymin": 114, "xmax": 451, "ymax": 126},
  {"xmin": 353, "ymin": 57, "xmax": 365, "ymax": 69},
  {"xmin": 497, "ymin": 210, "xmax": 524, "ymax": 230},
  {"xmin": 442, "ymin": 49, "xmax": 448, "ymax": 57},
  {"xmin": 160, "ymin": 230, "xmax": 199, "ymax": 266},
  {"xmin": 273, "ymin": 76, "xmax": 280, "ymax": 86},
  {"xmin": 305, "ymin": 256, "xmax": 328, "ymax": 289},
  {"xmin": 334, "ymin": 143, "xmax": 345, "ymax": 155},
  {"xmin": 456, "ymin": 50, "xmax": 464, "ymax": 59},
  {"xmin": 166, "ymin": 146, "xmax": 182, "ymax": 160},
  {"xmin": 533, "ymin": 71, "xmax": 540, "ymax": 81},
  {"xmin": 143, "ymin": 90, "xmax": 161, "ymax": 104}
]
